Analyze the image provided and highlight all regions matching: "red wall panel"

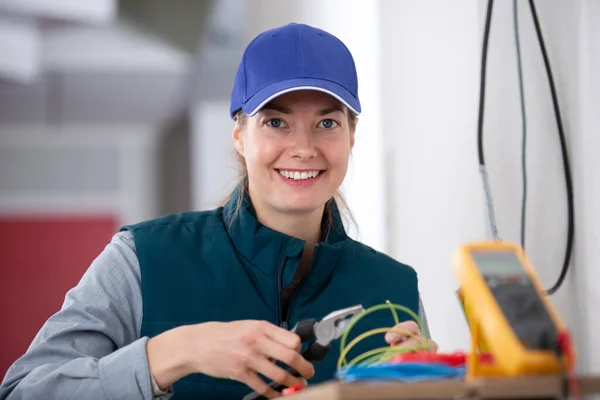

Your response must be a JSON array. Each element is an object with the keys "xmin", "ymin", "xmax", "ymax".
[{"xmin": 0, "ymin": 215, "xmax": 118, "ymax": 380}]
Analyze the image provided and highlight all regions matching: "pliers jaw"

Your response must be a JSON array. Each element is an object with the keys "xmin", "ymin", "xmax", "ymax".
[
  {"xmin": 312, "ymin": 305, "xmax": 365, "ymax": 347},
  {"xmin": 295, "ymin": 304, "xmax": 365, "ymax": 364}
]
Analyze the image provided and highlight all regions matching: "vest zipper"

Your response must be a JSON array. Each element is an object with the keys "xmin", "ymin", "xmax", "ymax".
[
  {"xmin": 276, "ymin": 255, "xmax": 288, "ymax": 329},
  {"xmin": 282, "ymin": 244, "xmax": 320, "ymax": 330}
]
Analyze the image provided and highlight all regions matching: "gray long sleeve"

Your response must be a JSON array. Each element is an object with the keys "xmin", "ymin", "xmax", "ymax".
[{"xmin": 0, "ymin": 231, "xmax": 168, "ymax": 400}]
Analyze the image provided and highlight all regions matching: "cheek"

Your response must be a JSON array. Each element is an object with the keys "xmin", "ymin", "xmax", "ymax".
[
  {"xmin": 244, "ymin": 140, "xmax": 281, "ymax": 173},
  {"xmin": 322, "ymin": 142, "xmax": 351, "ymax": 170}
]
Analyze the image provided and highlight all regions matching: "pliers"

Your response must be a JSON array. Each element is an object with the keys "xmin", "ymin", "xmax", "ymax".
[{"xmin": 243, "ymin": 304, "xmax": 365, "ymax": 400}]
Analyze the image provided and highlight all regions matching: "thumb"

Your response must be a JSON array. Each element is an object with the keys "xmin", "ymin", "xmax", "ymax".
[{"xmin": 385, "ymin": 321, "xmax": 420, "ymax": 345}]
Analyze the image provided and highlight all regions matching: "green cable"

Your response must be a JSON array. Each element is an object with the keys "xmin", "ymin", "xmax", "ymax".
[
  {"xmin": 359, "ymin": 343, "xmax": 432, "ymax": 366},
  {"xmin": 338, "ymin": 302, "xmax": 430, "ymax": 369},
  {"xmin": 386, "ymin": 300, "xmax": 400, "ymax": 326}
]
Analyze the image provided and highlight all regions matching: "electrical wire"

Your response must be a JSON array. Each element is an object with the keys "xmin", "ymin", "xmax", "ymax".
[
  {"xmin": 513, "ymin": 0, "xmax": 528, "ymax": 249},
  {"xmin": 335, "ymin": 301, "xmax": 465, "ymax": 383},
  {"xmin": 478, "ymin": 0, "xmax": 574, "ymax": 295},
  {"xmin": 341, "ymin": 301, "xmax": 425, "ymax": 367},
  {"xmin": 557, "ymin": 331, "xmax": 581, "ymax": 400},
  {"xmin": 340, "ymin": 327, "xmax": 427, "ymax": 368},
  {"xmin": 477, "ymin": 0, "xmax": 501, "ymax": 241},
  {"xmin": 337, "ymin": 302, "xmax": 432, "ymax": 370},
  {"xmin": 526, "ymin": 0, "xmax": 575, "ymax": 296}
]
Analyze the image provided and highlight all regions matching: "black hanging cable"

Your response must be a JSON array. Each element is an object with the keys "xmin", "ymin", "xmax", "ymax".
[
  {"xmin": 527, "ymin": 0, "xmax": 574, "ymax": 295},
  {"xmin": 477, "ymin": 0, "xmax": 494, "ymax": 168},
  {"xmin": 478, "ymin": 0, "xmax": 573, "ymax": 295},
  {"xmin": 513, "ymin": 0, "xmax": 528, "ymax": 250},
  {"xmin": 477, "ymin": 0, "xmax": 501, "ymax": 241}
]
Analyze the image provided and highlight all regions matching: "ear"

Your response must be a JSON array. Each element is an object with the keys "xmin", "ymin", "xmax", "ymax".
[{"xmin": 232, "ymin": 123, "xmax": 245, "ymax": 156}]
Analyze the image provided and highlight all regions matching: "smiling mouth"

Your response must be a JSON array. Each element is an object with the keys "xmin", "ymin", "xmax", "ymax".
[{"xmin": 277, "ymin": 169, "xmax": 324, "ymax": 181}]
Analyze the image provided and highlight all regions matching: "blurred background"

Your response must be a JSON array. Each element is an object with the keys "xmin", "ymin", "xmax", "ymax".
[{"xmin": 0, "ymin": 0, "xmax": 598, "ymax": 383}]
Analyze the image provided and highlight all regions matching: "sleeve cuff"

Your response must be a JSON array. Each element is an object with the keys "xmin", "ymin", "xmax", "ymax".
[
  {"xmin": 99, "ymin": 337, "xmax": 173, "ymax": 400},
  {"xmin": 151, "ymin": 372, "xmax": 173, "ymax": 398}
]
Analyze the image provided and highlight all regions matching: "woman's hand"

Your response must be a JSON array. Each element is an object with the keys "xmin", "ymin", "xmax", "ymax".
[
  {"xmin": 384, "ymin": 320, "xmax": 438, "ymax": 352},
  {"xmin": 146, "ymin": 320, "xmax": 315, "ymax": 398}
]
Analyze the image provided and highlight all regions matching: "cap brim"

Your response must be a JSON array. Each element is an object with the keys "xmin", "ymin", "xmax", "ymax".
[{"xmin": 242, "ymin": 78, "xmax": 361, "ymax": 117}]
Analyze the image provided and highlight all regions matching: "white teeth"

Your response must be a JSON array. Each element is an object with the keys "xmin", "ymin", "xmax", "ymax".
[{"xmin": 278, "ymin": 170, "xmax": 321, "ymax": 180}]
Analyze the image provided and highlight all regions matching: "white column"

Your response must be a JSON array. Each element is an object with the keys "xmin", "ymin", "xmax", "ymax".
[
  {"xmin": 381, "ymin": 0, "xmax": 484, "ymax": 351},
  {"xmin": 190, "ymin": 101, "xmax": 239, "ymax": 210},
  {"xmin": 572, "ymin": 0, "xmax": 600, "ymax": 375}
]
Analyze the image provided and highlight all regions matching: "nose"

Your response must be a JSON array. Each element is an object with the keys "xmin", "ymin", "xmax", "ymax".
[{"xmin": 290, "ymin": 129, "xmax": 317, "ymax": 160}]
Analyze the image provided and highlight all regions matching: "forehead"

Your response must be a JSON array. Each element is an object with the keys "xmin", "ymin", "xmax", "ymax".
[{"xmin": 261, "ymin": 90, "xmax": 346, "ymax": 113}]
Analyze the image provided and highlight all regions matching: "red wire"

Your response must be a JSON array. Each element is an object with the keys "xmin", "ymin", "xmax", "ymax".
[{"xmin": 557, "ymin": 331, "xmax": 581, "ymax": 400}]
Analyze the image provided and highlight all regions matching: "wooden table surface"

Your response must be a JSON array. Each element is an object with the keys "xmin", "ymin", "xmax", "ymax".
[{"xmin": 284, "ymin": 375, "xmax": 600, "ymax": 399}]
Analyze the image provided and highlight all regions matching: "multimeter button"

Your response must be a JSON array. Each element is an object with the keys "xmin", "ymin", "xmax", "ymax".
[{"xmin": 479, "ymin": 353, "xmax": 495, "ymax": 364}]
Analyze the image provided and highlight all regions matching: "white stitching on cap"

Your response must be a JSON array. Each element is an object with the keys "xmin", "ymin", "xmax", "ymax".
[{"xmin": 246, "ymin": 86, "xmax": 360, "ymax": 116}]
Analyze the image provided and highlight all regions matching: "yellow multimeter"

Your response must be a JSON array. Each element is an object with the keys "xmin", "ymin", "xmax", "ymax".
[{"xmin": 454, "ymin": 240, "xmax": 574, "ymax": 380}]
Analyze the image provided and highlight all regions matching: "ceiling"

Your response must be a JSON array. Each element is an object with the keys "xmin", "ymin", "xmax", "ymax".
[{"xmin": 0, "ymin": 0, "xmax": 245, "ymax": 126}]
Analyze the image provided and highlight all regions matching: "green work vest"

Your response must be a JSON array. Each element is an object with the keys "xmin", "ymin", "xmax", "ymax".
[{"xmin": 122, "ymin": 185, "xmax": 420, "ymax": 399}]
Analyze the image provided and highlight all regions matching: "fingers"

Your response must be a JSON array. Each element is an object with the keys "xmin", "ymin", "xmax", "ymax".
[
  {"xmin": 258, "ymin": 336, "xmax": 315, "ymax": 380},
  {"xmin": 425, "ymin": 339, "xmax": 439, "ymax": 352},
  {"xmin": 392, "ymin": 337, "xmax": 423, "ymax": 349},
  {"xmin": 250, "ymin": 356, "xmax": 308, "ymax": 390},
  {"xmin": 384, "ymin": 321, "xmax": 438, "ymax": 352},
  {"xmin": 385, "ymin": 320, "xmax": 420, "ymax": 345},
  {"xmin": 263, "ymin": 323, "xmax": 302, "ymax": 350},
  {"xmin": 240, "ymin": 371, "xmax": 282, "ymax": 399}
]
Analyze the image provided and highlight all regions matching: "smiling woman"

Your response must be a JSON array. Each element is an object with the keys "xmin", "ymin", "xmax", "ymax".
[{"xmin": 0, "ymin": 22, "xmax": 433, "ymax": 400}]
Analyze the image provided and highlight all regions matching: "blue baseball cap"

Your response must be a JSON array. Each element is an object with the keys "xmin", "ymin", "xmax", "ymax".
[{"xmin": 230, "ymin": 23, "xmax": 361, "ymax": 119}]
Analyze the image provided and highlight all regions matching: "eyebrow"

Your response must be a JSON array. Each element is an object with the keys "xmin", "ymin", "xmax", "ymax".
[
  {"xmin": 316, "ymin": 105, "xmax": 345, "ymax": 116},
  {"xmin": 261, "ymin": 104, "xmax": 293, "ymax": 114},
  {"xmin": 260, "ymin": 104, "xmax": 346, "ymax": 116}
]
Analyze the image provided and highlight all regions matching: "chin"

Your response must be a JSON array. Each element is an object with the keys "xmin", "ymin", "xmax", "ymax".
[
  {"xmin": 275, "ymin": 197, "xmax": 326, "ymax": 215},
  {"xmin": 279, "ymin": 203, "xmax": 321, "ymax": 215}
]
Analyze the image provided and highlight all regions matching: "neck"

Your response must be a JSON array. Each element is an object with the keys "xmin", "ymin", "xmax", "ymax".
[{"xmin": 248, "ymin": 191, "xmax": 323, "ymax": 247}]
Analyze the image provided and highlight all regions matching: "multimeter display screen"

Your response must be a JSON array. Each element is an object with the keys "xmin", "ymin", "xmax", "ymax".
[
  {"xmin": 471, "ymin": 250, "xmax": 527, "ymax": 277},
  {"xmin": 470, "ymin": 248, "xmax": 559, "ymax": 351}
]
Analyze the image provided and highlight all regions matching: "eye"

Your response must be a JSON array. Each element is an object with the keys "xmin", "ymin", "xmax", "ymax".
[
  {"xmin": 265, "ymin": 118, "xmax": 287, "ymax": 129},
  {"xmin": 319, "ymin": 119, "xmax": 338, "ymax": 129}
]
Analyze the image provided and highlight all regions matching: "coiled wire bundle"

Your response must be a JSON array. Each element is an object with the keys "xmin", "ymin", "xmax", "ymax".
[{"xmin": 335, "ymin": 302, "xmax": 465, "ymax": 383}]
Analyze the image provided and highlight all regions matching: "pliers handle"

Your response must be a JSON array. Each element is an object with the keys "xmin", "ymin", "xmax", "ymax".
[
  {"xmin": 291, "ymin": 318, "xmax": 331, "ymax": 363},
  {"xmin": 243, "ymin": 305, "xmax": 364, "ymax": 400},
  {"xmin": 242, "ymin": 320, "xmax": 320, "ymax": 400}
]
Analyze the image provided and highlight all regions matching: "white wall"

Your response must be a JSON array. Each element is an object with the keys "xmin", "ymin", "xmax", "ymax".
[
  {"xmin": 381, "ymin": 0, "xmax": 485, "ymax": 352},
  {"xmin": 191, "ymin": 101, "xmax": 239, "ymax": 210},
  {"xmin": 571, "ymin": 0, "xmax": 600, "ymax": 376},
  {"xmin": 381, "ymin": 0, "xmax": 599, "ymax": 375}
]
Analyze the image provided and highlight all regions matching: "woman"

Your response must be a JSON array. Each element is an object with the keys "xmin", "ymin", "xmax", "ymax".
[{"xmin": 0, "ymin": 23, "xmax": 436, "ymax": 400}]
